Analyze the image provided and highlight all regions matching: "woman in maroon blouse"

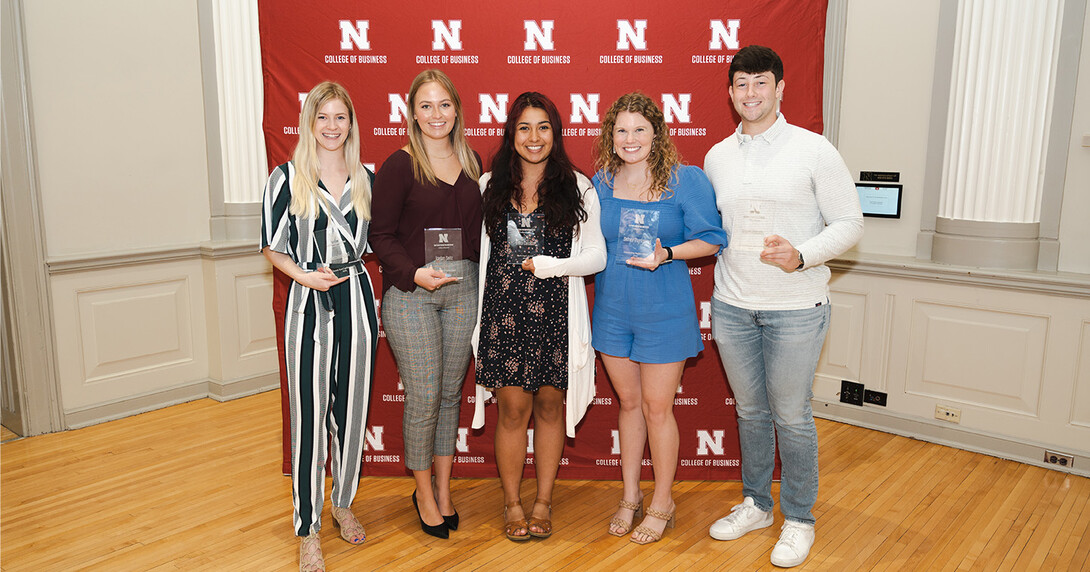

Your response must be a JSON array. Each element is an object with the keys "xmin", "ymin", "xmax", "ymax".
[{"xmin": 370, "ymin": 69, "xmax": 482, "ymax": 540}]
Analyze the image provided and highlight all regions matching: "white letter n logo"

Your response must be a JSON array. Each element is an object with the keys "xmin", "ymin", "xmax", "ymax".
[
  {"xmin": 431, "ymin": 20, "xmax": 463, "ymax": 50},
  {"xmin": 479, "ymin": 93, "xmax": 509, "ymax": 124},
  {"xmin": 364, "ymin": 426, "xmax": 385, "ymax": 451},
  {"xmin": 661, "ymin": 94, "xmax": 692, "ymax": 124},
  {"xmin": 569, "ymin": 93, "xmax": 600, "ymax": 124},
  {"xmin": 524, "ymin": 20, "xmax": 555, "ymax": 50},
  {"xmin": 616, "ymin": 20, "xmax": 647, "ymax": 50},
  {"xmin": 709, "ymin": 19, "xmax": 740, "ymax": 50},
  {"xmin": 388, "ymin": 94, "xmax": 408, "ymax": 124},
  {"xmin": 339, "ymin": 20, "xmax": 370, "ymax": 50},
  {"xmin": 696, "ymin": 430, "xmax": 725, "ymax": 456}
]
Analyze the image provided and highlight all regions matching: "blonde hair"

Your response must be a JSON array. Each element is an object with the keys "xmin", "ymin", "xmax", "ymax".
[
  {"xmin": 290, "ymin": 81, "xmax": 371, "ymax": 220},
  {"xmin": 405, "ymin": 69, "xmax": 480, "ymax": 185},
  {"xmin": 593, "ymin": 92, "xmax": 681, "ymax": 201}
]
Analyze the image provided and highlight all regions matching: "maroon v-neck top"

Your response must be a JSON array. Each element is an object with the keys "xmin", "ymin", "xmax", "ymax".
[{"xmin": 370, "ymin": 149, "xmax": 483, "ymax": 293}]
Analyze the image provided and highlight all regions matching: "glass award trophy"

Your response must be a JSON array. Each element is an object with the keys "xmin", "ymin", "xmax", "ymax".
[
  {"xmin": 424, "ymin": 228, "xmax": 463, "ymax": 263},
  {"xmin": 732, "ymin": 199, "xmax": 776, "ymax": 252},
  {"xmin": 316, "ymin": 228, "xmax": 357, "ymax": 277},
  {"xmin": 618, "ymin": 207, "xmax": 660, "ymax": 263},
  {"xmin": 507, "ymin": 212, "xmax": 544, "ymax": 264}
]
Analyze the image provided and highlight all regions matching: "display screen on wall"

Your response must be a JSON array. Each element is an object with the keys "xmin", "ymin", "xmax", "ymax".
[{"xmin": 857, "ymin": 183, "xmax": 902, "ymax": 218}]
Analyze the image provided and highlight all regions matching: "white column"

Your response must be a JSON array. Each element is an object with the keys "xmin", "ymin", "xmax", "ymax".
[
  {"xmin": 213, "ymin": 0, "xmax": 266, "ymax": 204},
  {"xmin": 933, "ymin": 0, "xmax": 1064, "ymax": 269}
]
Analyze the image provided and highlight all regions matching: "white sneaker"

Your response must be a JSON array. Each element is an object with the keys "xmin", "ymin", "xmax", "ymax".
[
  {"xmin": 770, "ymin": 520, "xmax": 815, "ymax": 567},
  {"xmin": 708, "ymin": 496, "xmax": 774, "ymax": 541}
]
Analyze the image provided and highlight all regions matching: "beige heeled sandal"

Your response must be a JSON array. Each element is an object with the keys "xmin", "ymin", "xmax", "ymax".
[
  {"xmin": 299, "ymin": 532, "xmax": 325, "ymax": 572},
  {"xmin": 630, "ymin": 505, "xmax": 676, "ymax": 545},
  {"xmin": 608, "ymin": 497, "xmax": 644, "ymax": 536},
  {"xmin": 331, "ymin": 506, "xmax": 366, "ymax": 545}
]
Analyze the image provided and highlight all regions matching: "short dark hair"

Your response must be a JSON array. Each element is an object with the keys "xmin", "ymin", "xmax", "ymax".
[{"xmin": 728, "ymin": 45, "xmax": 783, "ymax": 85}]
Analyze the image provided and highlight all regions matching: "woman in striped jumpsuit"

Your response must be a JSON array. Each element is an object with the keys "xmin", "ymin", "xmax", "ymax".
[{"xmin": 261, "ymin": 81, "xmax": 378, "ymax": 572}]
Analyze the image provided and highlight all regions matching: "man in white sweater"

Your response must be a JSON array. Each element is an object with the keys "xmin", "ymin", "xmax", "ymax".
[{"xmin": 703, "ymin": 45, "xmax": 863, "ymax": 568}]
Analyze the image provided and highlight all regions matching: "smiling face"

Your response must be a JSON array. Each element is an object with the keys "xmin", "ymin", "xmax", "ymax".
[
  {"xmin": 412, "ymin": 81, "xmax": 457, "ymax": 142},
  {"xmin": 513, "ymin": 107, "xmax": 553, "ymax": 167},
  {"xmin": 612, "ymin": 110, "xmax": 655, "ymax": 166},
  {"xmin": 311, "ymin": 98, "xmax": 351, "ymax": 153},
  {"xmin": 729, "ymin": 71, "xmax": 784, "ymax": 135}
]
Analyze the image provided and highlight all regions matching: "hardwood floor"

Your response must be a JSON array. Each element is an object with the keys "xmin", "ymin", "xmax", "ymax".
[
  {"xmin": 0, "ymin": 425, "xmax": 17, "ymax": 443},
  {"xmin": 2, "ymin": 390, "xmax": 1088, "ymax": 571}
]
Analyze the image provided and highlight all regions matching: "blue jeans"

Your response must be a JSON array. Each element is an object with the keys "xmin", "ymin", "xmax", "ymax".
[{"xmin": 711, "ymin": 298, "xmax": 830, "ymax": 525}]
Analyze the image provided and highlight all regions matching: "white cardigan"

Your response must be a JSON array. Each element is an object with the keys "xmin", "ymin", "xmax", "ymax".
[{"xmin": 470, "ymin": 171, "xmax": 607, "ymax": 437}]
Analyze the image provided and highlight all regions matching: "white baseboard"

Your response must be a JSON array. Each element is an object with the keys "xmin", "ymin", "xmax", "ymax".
[
  {"xmin": 813, "ymin": 399, "xmax": 1090, "ymax": 478},
  {"xmin": 208, "ymin": 372, "xmax": 279, "ymax": 402},
  {"xmin": 64, "ymin": 376, "xmax": 278, "ymax": 429}
]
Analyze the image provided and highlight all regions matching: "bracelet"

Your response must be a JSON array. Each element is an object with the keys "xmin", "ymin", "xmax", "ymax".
[{"xmin": 664, "ymin": 245, "xmax": 674, "ymax": 261}]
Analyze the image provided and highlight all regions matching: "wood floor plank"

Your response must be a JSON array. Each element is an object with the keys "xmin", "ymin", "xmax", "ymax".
[{"xmin": 2, "ymin": 391, "xmax": 1088, "ymax": 571}]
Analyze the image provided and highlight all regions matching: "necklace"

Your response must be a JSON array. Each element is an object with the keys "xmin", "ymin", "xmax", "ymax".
[
  {"xmin": 619, "ymin": 171, "xmax": 659, "ymax": 202},
  {"xmin": 623, "ymin": 176, "xmax": 647, "ymax": 191},
  {"xmin": 431, "ymin": 149, "xmax": 455, "ymax": 160}
]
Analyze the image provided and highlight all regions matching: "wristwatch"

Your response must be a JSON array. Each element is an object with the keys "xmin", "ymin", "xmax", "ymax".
[{"xmin": 795, "ymin": 251, "xmax": 805, "ymax": 270}]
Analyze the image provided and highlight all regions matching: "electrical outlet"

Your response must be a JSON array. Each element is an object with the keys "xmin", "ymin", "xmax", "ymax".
[
  {"xmin": 863, "ymin": 389, "xmax": 887, "ymax": 406},
  {"xmin": 1044, "ymin": 450, "xmax": 1074, "ymax": 468},
  {"xmin": 935, "ymin": 405, "xmax": 961, "ymax": 423},
  {"xmin": 840, "ymin": 380, "xmax": 864, "ymax": 406}
]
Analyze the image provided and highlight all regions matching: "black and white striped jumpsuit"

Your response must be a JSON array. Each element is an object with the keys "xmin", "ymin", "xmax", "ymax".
[{"xmin": 261, "ymin": 162, "xmax": 379, "ymax": 537}]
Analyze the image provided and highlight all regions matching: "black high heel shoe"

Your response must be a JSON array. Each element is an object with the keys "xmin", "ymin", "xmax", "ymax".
[
  {"xmin": 412, "ymin": 490, "xmax": 450, "ymax": 539},
  {"xmin": 431, "ymin": 479, "xmax": 459, "ymax": 531},
  {"xmin": 443, "ymin": 510, "xmax": 460, "ymax": 531}
]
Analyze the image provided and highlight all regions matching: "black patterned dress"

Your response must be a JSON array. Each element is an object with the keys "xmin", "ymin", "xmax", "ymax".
[{"xmin": 476, "ymin": 205, "xmax": 571, "ymax": 391}]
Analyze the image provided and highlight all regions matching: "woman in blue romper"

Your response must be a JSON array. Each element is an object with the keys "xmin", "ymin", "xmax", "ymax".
[{"xmin": 591, "ymin": 93, "xmax": 727, "ymax": 545}]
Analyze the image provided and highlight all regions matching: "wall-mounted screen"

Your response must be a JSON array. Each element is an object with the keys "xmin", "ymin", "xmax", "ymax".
[{"xmin": 856, "ymin": 183, "xmax": 902, "ymax": 218}]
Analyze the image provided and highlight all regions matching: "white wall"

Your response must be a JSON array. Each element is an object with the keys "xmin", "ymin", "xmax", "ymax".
[
  {"xmin": 838, "ymin": 0, "xmax": 1090, "ymax": 275},
  {"xmin": 837, "ymin": 0, "xmax": 942, "ymax": 258},
  {"xmin": 24, "ymin": 0, "xmax": 211, "ymax": 257},
  {"xmin": 818, "ymin": 0, "xmax": 1090, "ymax": 475},
  {"xmin": 15, "ymin": 0, "xmax": 277, "ymax": 426}
]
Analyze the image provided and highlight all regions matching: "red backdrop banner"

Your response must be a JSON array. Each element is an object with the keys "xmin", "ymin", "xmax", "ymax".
[{"xmin": 260, "ymin": 0, "xmax": 829, "ymax": 480}]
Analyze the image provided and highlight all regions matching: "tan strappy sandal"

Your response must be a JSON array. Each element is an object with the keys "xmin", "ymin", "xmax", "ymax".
[
  {"xmin": 630, "ymin": 505, "xmax": 676, "ymax": 545},
  {"xmin": 299, "ymin": 532, "xmax": 325, "ymax": 572},
  {"xmin": 608, "ymin": 496, "xmax": 644, "ymax": 536},
  {"xmin": 331, "ymin": 506, "xmax": 366, "ymax": 545},
  {"xmin": 527, "ymin": 498, "xmax": 553, "ymax": 539},
  {"xmin": 504, "ymin": 501, "xmax": 531, "ymax": 542}
]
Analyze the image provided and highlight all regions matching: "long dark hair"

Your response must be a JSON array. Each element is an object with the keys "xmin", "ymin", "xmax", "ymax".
[{"xmin": 483, "ymin": 92, "xmax": 586, "ymax": 240}]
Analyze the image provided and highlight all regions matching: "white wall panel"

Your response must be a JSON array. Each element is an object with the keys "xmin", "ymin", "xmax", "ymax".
[
  {"xmin": 1073, "ymin": 321, "xmax": 1090, "ymax": 428},
  {"xmin": 236, "ymin": 272, "xmax": 275, "ymax": 358},
  {"xmin": 201, "ymin": 251, "xmax": 277, "ymax": 388},
  {"xmin": 52, "ymin": 261, "xmax": 209, "ymax": 412},
  {"xmin": 820, "ymin": 261, "xmax": 1090, "ymax": 460},
  {"xmin": 905, "ymin": 301, "xmax": 1046, "ymax": 416},
  {"xmin": 818, "ymin": 290, "xmax": 866, "ymax": 383},
  {"xmin": 79, "ymin": 280, "xmax": 193, "ymax": 381}
]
